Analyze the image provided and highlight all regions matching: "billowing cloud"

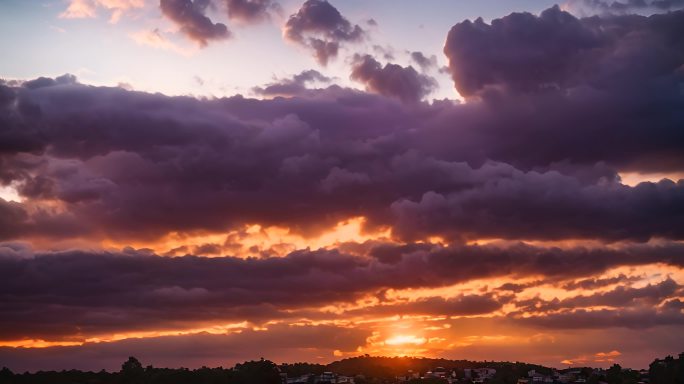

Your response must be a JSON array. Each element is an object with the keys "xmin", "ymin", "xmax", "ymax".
[
  {"xmin": 350, "ymin": 54, "xmax": 437, "ymax": 103},
  {"xmin": 0, "ymin": 68, "xmax": 683, "ymax": 242},
  {"xmin": 160, "ymin": 0, "xmax": 231, "ymax": 46},
  {"xmin": 283, "ymin": 0, "xmax": 364, "ymax": 65},
  {"xmin": 444, "ymin": 6, "xmax": 684, "ymax": 98}
]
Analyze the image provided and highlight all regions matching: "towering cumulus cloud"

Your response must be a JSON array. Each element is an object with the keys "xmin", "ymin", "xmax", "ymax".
[
  {"xmin": 160, "ymin": 0, "xmax": 231, "ymax": 46},
  {"xmin": 444, "ymin": 5, "xmax": 684, "ymax": 97},
  {"xmin": 284, "ymin": 0, "xmax": 364, "ymax": 65}
]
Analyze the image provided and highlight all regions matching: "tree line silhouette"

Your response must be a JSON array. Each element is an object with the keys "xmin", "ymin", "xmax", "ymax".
[{"xmin": 0, "ymin": 353, "xmax": 682, "ymax": 384}]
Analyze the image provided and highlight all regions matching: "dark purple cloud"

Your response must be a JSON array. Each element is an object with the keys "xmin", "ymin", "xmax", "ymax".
[
  {"xmin": 1, "ymin": 241, "xmax": 683, "ymax": 341},
  {"xmin": 444, "ymin": 6, "xmax": 684, "ymax": 98},
  {"xmin": 389, "ymin": 173, "xmax": 684, "ymax": 242},
  {"xmin": 350, "ymin": 54, "xmax": 438, "ymax": 103},
  {"xmin": 0, "ymin": 72, "xmax": 683, "ymax": 242},
  {"xmin": 561, "ymin": 274, "xmax": 642, "ymax": 290},
  {"xmin": 512, "ymin": 307, "xmax": 684, "ymax": 329},
  {"xmin": 410, "ymin": 51, "xmax": 438, "ymax": 72},
  {"xmin": 345, "ymin": 294, "xmax": 507, "ymax": 317},
  {"xmin": 22, "ymin": 74, "xmax": 77, "ymax": 90},
  {"xmin": 283, "ymin": 0, "xmax": 364, "ymax": 65},
  {"xmin": 572, "ymin": 0, "xmax": 684, "ymax": 13},
  {"xmin": 253, "ymin": 69, "xmax": 331, "ymax": 97},
  {"xmin": 515, "ymin": 278, "xmax": 682, "ymax": 313},
  {"xmin": 0, "ymin": 8, "xmax": 684, "ymax": 252},
  {"xmin": 225, "ymin": 0, "xmax": 280, "ymax": 23},
  {"xmin": 444, "ymin": 5, "xmax": 598, "ymax": 97},
  {"xmin": 0, "ymin": 200, "xmax": 27, "ymax": 239},
  {"xmin": 160, "ymin": 0, "xmax": 231, "ymax": 46},
  {"xmin": 440, "ymin": 8, "xmax": 684, "ymax": 171}
]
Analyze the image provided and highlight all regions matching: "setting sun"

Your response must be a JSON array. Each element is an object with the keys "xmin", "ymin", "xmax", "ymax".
[{"xmin": 385, "ymin": 335, "xmax": 428, "ymax": 346}]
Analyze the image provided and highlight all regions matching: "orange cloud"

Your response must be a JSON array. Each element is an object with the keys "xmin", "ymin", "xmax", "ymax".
[{"xmin": 60, "ymin": 0, "xmax": 145, "ymax": 23}]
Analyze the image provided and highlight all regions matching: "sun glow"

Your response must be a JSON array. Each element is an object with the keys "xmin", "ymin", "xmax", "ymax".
[
  {"xmin": 619, "ymin": 171, "xmax": 684, "ymax": 186},
  {"xmin": 0, "ymin": 183, "xmax": 22, "ymax": 202},
  {"xmin": 385, "ymin": 335, "xmax": 427, "ymax": 346}
]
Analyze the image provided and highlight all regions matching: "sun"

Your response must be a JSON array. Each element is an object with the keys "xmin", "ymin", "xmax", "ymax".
[{"xmin": 385, "ymin": 335, "xmax": 427, "ymax": 346}]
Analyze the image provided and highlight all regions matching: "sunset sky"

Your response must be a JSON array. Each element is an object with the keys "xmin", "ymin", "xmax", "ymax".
[{"xmin": 1, "ymin": 0, "xmax": 684, "ymax": 373}]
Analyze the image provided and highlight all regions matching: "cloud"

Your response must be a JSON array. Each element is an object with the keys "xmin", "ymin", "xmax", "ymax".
[
  {"xmin": 561, "ymin": 350, "xmax": 622, "ymax": 365},
  {"xmin": 0, "ymin": 200, "xmax": 28, "ymax": 240},
  {"xmin": 22, "ymin": 74, "xmax": 78, "ymax": 90},
  {"xmin": 410, "ymin": 51, "xmax": 438, "ymax": 72},
  {"xmin": 283, "ymin": 0, "xmax": 364, "ymax": 65},
  {"xmin": 0, "ymin": 71, "xmax": 683, "ymax": 242},
  {"xmin": 443, "ymin": 8, "xmax": 684, "ymax": 169},
  {"xmin": 444, "ymin": 6, "xmax": 684, "ymax": 98},
  {"xmin": 567, "ymin": 0, "xmax": 684, "ymax": 14},
  {"xmin": 225, "ymin": 0, "xmax": 281, "ymax": 23},
  {"xmin": 345, "ymin": 294, "xmax": 506, "ymax": 317},
  {"xmin": 130, "ymin": 28, "xmax": 195, "ymax": 56},
  {"xmin": 389, "ymin": 172, "xmax": 684, "ymax": 242},
  {"xmin": 561, "ymin": 274, "xmax": 642, "ymax": 290},
  {"xmin": 253, "ymin": 69, "xmax": 332, "ymax": 97},
  {"xmin": 512, "ymin": 307, "xmax": 684, "ymax": 329},
  {"xmin": 160, "ymin": 0, "xmax": 231, "ymax": 46},
  {"xmin": 350, "ymin": 54, "xmax": 438, "ymax": 103},
  {"xmin": 515, "ymin": 278, "xmax": 682, "ymax": 313},
  {"xmin": 0, "ymin": 242, "xmax": 682, "ymax": 341},
  {"xmin": 59, "ymin": 0, "xmax": 145, "ymax": 23}
]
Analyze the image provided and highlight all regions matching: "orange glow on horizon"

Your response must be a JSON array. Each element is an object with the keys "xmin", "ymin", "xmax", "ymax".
[
  {"xmin": 0, "ymin": 339, "xmax": 83, "ymax": 348},
  {"xmin": 0, "ymin": 322, "xmax": 250, "ymax": 349}
]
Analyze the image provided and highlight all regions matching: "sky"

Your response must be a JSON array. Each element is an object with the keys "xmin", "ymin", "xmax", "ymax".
[{"xmin": 1, "ymin": 0, "xmax": 684, "ymax": 373}]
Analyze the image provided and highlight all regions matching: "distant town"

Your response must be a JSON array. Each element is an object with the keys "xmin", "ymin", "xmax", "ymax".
[
  {"xmin": 283, "ymin": 354, "xmax": 683, "ymax": 384},
  {"xmin": 1, "ymin": 352, "xmax": 683, "ymax": 384}
]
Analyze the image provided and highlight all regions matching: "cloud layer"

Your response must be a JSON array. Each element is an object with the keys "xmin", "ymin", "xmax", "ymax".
[
  {"xmin": 1, "ymin": 241, "xmax": 682, "ymax": 341},
  {"xmin": 0, "ymin": 66, "xmax": 683, "ymax": 243}
]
